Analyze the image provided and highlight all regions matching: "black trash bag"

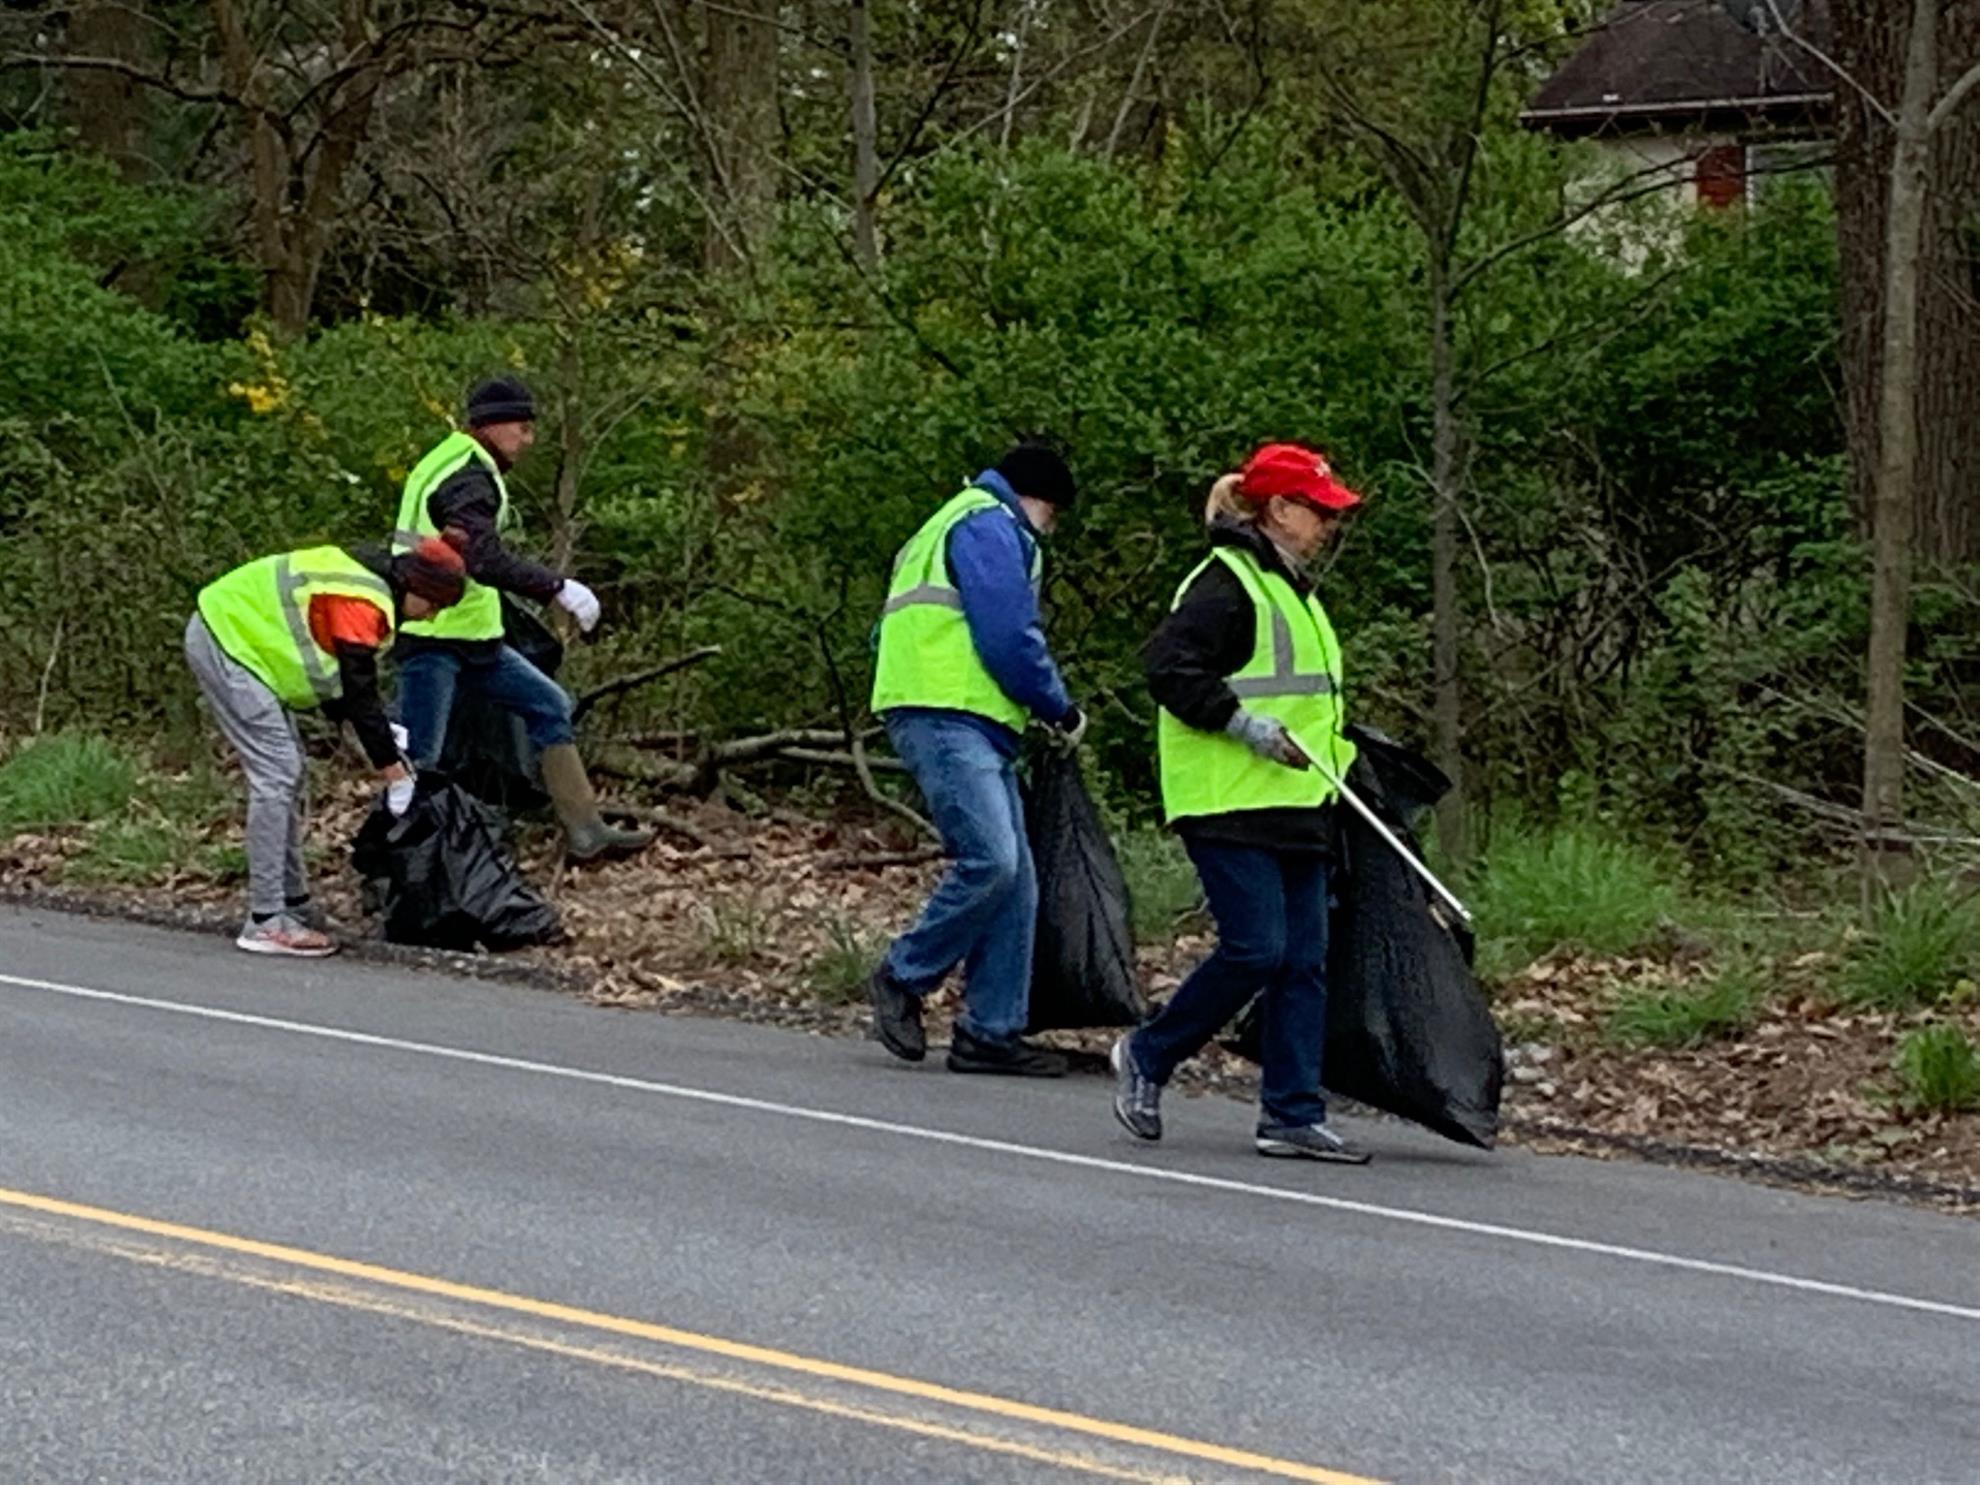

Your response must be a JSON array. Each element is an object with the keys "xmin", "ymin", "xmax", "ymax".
[
  {"xmin": 1021, "ymin": 745, "xmax": 1148, "ymax": 1032},
  {"xmin": 436, "ymin": 595, "xmax": 565, "ymax": 814},
  {"xmin": 351, "ymin": 772, "xmax": 562, "ymax": 951},
  {"xmin": 1225, "ymin": 726, "xmax": 1502, "ymax": 1148}
]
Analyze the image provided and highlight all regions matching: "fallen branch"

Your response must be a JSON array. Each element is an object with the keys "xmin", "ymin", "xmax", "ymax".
[
  {"xmin": 620, "ymin": 726, "xmax": 884, "ymax": 753},
  {"xmin": 601, "ymin": 805, "xmax": 750, "ymax": 858},
  {"xmin": 852, "ymin": 733, "xmax": 937, "ymax": 841},
  {"xmin": 591, "ymin": 758, "xmax": 700, "ymax": 791},
  {"xmin": 820, "ymin": 847, "xmax": 945, "ymax": 870},
  {"xmin": 572, "ymin": 645, "xmax": 722, "ymax": 724},
  {"xmin": 707, "ymin": 729, "xmax": 863, "ymax": 766},
  {"xmin": 777, "ymin": 747, "xmax": 909, "ymax": 774}
]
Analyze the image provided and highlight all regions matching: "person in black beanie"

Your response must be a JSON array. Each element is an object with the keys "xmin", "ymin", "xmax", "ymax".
[
  {"xmin": 389, "ymin": 377, "xmax": 653, "ymax": 862},
  {"xmin": 865, "ymin": 440, "xmax": 1087, "ymax": 1077}
]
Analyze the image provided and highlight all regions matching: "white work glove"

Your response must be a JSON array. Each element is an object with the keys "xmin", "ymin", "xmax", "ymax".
[
  {"xmin": 555, "ymin": 578, "xmax": 601, "ymax": 635},
  {"xmin": 1226, "ymin": 710, "xmax": 1311, "ymax": 769},
  {"xmin": 385, "ymin": 773, "xmax": 417, "ymax": 818},
  {"xmin": 389, "ymin": 722, "xmax": 410, "ymax": 758}
]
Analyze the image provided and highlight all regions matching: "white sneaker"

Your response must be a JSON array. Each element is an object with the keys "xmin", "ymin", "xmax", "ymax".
[{"xmin": 236, "ymin": 915, "xmax": 336, "ymax": 958}]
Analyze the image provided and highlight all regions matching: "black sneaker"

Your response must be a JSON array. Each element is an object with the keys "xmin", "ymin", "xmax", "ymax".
[
  {"xmin": 1255, "ymin": 1122, "xmax": 1370, "ymax": 1164},
  {"xmin": 1110, "ymin": 1034, "xmax": 1162, "ymax": 1140},
  {"xmin": 868, "ymin": 965, "xmax": 925, "ymax": 1062},
  {"xmin": 947, "ymin": 1027, "xmax": 1067, "ymax": 1077}
]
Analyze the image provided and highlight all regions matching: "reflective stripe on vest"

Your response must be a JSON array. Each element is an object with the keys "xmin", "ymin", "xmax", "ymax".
[
  {"xmin": 869, "ymin": 487, "xmax": 1041, "ymax": 731},
  {"xmin": 196, "ymin": 546, "xmax": 395, "ymax": 711},
  {"xmin": 394, "ymin": 430, "xmax": 508, "ymax": 642},
  {"xmin": 1157, "ymin": 545, "xmax": 1355, "ymax": 823}
]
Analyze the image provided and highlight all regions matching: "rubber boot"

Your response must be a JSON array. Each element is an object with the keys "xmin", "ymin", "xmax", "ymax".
[{"xmin": 539, "ymin": 743, "xmax": 655, "ymax": 863}]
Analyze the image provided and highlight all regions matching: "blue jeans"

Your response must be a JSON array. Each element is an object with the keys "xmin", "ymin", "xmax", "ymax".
[
  {"xmin": 1129, "ymin": 842, "xmax": 1330, "ymax": 1128},
  {"xmin": 881, "ymin": 710, "xmax": 1036, "ymax": 1043},
  {"xmin": 395, "ymin": 644, "xmax": 576, "ymax": 768}
]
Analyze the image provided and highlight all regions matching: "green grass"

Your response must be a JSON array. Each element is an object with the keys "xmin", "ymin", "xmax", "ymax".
[
  {"xmin": 808, "ymin": 914, "xmax": 882, "ymax": 1003},
  {"xmin": 1841, "ymin": 881, "xmax": 1980, "ymax": 1011},
  {"xmin": 1895, "ymin": 1024, "xmax": 1980, "ymax": 1115},
  {"xmin": 698, "ymin": 894, "xmax": 770, "ymax": 965},
  {"xmin": 0, "ymin": 732, "xmax": 139, "ymax": 833},
  {"xmin": 67, "ymin": 814, "xmax": 189, "ymax": 885},
  {"xmin": 1116, "ymin": 828, "xmax": 1202, "ymax": 945},
  {"xmin": 1606, "ymin": 959, "xmax": 1764, "ymax": 1050},
  {"xmin": 1473, "ymin": 822, "xmax": 1684, "ymax": 978}
]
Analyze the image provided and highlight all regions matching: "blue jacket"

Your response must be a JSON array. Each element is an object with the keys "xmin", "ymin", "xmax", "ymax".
[
  {"xmin": 948, "ymin": 470, "xmax": 1072, "ymax": 726},
  {"xmin": 885, "ymin": 471, "xmax": 1072, "ymax": 757}
]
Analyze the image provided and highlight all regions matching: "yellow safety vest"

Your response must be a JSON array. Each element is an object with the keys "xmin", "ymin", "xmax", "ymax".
[
  {"xmin": 1158, "ymin": 545, "xmax": 1355, "ymax": 822},
  {"xmin": 870, "ymin": 487, "xmax": 1043, "ymax": 732},
  {"xmin": 196, "ymin": 545, "xmax": 395, "ymax": 711},
  {"xmin": 393, "ymin": 430, "xmax": 506, "ymax": 642}
]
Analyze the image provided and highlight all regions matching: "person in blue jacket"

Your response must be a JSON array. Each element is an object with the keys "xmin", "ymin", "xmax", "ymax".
[{"xmin": 867, "ymin": 443, "xmax": 1087, "ymax": 1076}]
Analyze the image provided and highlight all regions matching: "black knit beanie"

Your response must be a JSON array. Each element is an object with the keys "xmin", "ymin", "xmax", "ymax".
[
  {"xmin": 466, "ymin": 376, "xmax": 536, "ymax": 428},
  {"xmin": 995, "ymin": 441, "xmax": 1076, "ymax": 508}
]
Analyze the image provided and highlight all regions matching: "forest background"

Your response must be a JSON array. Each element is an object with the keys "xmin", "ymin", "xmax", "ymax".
[{"xmin": 1, "ymin": 0, "xmax": 1979, "ymax": 1159}]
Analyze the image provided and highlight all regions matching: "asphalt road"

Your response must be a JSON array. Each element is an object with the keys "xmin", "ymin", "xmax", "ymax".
[{"xmin": 2, "ymin": 903, "xmax": 1977, "ymax": 1484}]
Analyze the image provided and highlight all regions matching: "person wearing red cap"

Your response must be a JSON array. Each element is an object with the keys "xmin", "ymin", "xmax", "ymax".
[
  {"xmin": 1110, "ymin": 442, "xmax": 1371, "ymax": 1163},
  {"xmin": 185, "ymin": 536, "xmax": 467, "ymax": 957}
]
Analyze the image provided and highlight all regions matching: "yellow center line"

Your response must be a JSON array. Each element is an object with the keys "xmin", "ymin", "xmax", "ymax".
[
  {"xmin": 2, "ymin": 1212, "xmax": 1182, "ymax": 1484},
  {"xmin": 0, "ymin": 1185, "xmax": 1381, "ymax": 1485}
]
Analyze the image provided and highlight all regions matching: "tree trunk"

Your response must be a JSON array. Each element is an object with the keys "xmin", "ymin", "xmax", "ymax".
[
  {"xmin": 849, "ymin": 0, "xmax": 880, "ymax": 267},
  {"xmin": 1428, "ymin": 256, "xmax": 1468, "ymax": 863},
  {"xmin": 552, "ymin": 338, "xmax": 587, "ymax": 575},
  {"xmin": 212, "ymin": 0, "xmax": 386, "ymax": 335},
  {"xmin": 1835, "ymin": 0, "xmax": 1980, "ymax": 566},
  {"xmin": 702, "ymin": 0, "xmax": 780, "ymax": 272},
  {"xmin": 1859, "ymin": 0, "xmax": 1938, "ymax": 900},
  {"xmin": 211, "ymin": 0, "xmax": 289, "ymax": 322},
  {"xmin": 65, "ymin": 1, "xmax": 148, "ymax": 180}
]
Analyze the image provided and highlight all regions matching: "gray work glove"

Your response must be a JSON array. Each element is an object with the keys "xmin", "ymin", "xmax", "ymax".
[
  {"xmin": 1225, "ymin": 709, "xmax": 1311, "ymax": 769},
  {"xmin": 1047, "ymin": 703, "xmax": 1088, "ymax": 753}
]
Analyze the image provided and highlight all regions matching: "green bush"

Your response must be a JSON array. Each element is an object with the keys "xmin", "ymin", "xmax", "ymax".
[
  {"xmin": 0, "ymin": 733, "xmax": 139, "ymax": 833},
  {"xmin": 1895, "ymin": 1025, "xmax": 1980, "ymax": 1115},
  {"xmin": 1116, "ymin": 828, "xmax": 1202, "ymax": 945},
  {"xmin": 1841, "ymin": 881, "xmax": 1980, "ymax": 1011},
  {"xmin": 1473, "ymin": 822, "xmax": 1683, "ymax": 976},
  {"xmin": 1606, "ymin": 960, "xmax": 1762, "ymax": 1050}
]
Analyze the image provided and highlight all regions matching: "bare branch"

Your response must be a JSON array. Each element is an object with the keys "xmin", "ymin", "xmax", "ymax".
[
  {"xmin": 1928, "ymin": 56, "xmax": 1980, "ymax": 133},
  {"xmin": 1103, "ymin": 0, "xmax": 1172, "ymax": 160},
  {"xmin": 1766, "ymin": 0, "xmax": 1895, "ymax": 128},
  {"xmin": 571, "ymin": 646, "xmax": 723, "ymax": 724},
  {"xmin": 1452, "ymin": 152, "xmax": 1732, "ymax": 300},
  {"xmin": 952, "ymin": 5, "xmax": 1166, "ymax": 146}
]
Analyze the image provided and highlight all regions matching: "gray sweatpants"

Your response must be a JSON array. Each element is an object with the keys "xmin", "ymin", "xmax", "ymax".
[{"xmin": 184, "ymin": 614, "xmax": 309, "ymax": 919}]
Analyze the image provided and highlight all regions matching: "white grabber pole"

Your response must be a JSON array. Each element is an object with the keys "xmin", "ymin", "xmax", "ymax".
[{"xmin": 1290, "ymin": 730, "xmax": 1474, "ymax": 927}]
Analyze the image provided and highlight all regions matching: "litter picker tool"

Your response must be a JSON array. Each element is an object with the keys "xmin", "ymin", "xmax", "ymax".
[{"xmin": 1289, "ymin": 729, "xmax": 1473, "ymax": 927}]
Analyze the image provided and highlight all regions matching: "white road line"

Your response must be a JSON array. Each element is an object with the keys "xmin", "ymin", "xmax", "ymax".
[{"xmin": 4, "ymin": 967, "xmax": 1978, "ymax": 1325}]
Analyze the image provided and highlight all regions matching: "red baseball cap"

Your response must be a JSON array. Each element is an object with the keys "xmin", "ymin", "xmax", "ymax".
[{"xmin": 1238, "ymin": 443, "xmax": 1362, "ymax": 513}]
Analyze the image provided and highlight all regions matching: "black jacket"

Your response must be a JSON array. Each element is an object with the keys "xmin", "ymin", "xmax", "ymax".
[
  {"xmin": 318, "ymin": 544, "xmax": 403, "ymax": 770},
  {"xmin": 395, "ymin": 460, "xmax": 565, "ymax": 661},
  {"xmin": 1143, "ymin": 520, "xmax": 1338, "ymax": 855}
]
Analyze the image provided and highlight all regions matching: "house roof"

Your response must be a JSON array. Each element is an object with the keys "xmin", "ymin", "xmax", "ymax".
[{"xmin": 1522, "ymin": 0, "xmax": 1833, "ymax": 137}]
